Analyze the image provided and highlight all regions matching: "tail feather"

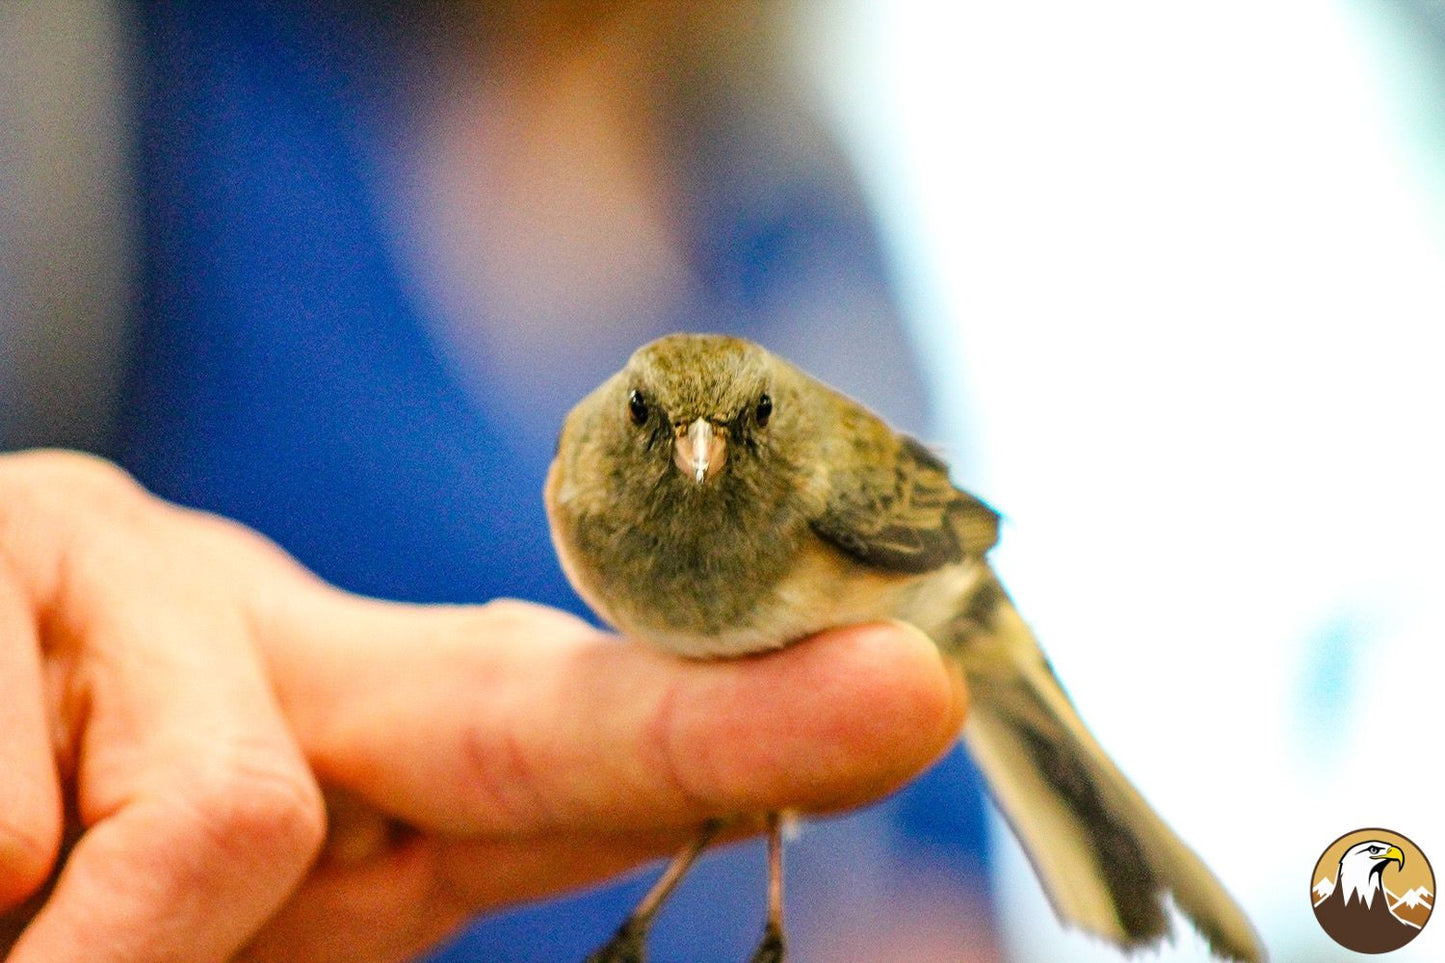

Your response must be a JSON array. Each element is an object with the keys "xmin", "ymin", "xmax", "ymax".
[
  {"xmin": 966, "ymin": 697, "xmax": 1170, "ymax": 946},
  {"xmin": 934, "ymin": 570, "xmax": 1266, "ymax": 963}
]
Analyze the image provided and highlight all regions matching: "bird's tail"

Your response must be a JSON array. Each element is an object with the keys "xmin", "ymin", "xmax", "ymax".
[{"xmin": 936, "ymin": 569, "xmax": 1266, "ymax": 963}]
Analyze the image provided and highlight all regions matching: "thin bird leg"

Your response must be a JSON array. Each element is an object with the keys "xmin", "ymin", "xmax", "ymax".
[
  {"xmin": 585, "ymin": 818, "xmax": 726, "ymax": 963},
  {"xmin": 747, "ymin": 811, "xmax": 787, "ymax": 962}
]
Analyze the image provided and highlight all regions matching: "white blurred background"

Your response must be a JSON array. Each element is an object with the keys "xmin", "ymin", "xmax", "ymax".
[{"xmin": 800, "ymin": 1, "xmax": 1445, "ymax": 959}]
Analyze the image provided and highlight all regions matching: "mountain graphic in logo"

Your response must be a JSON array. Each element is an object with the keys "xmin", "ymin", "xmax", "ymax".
[
  {"xmin": 1312, "ymin": 828, "xmax": 1433, "ymax": 954},
  {"xmin": 1390, "ymin": 887, "xmax": 1434, "ymax": 928}
]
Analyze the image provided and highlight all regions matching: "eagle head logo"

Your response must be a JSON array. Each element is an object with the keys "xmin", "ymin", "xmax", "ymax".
[{"xmin": 1312, "ymin": 830, "xmax": 1432, "ymax": 954}]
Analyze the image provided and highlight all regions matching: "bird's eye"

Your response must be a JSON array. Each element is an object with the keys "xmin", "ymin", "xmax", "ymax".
[
  {"xmin": 755, "ymin": 393, "xmax": 773, "ymax": 427},
  {"xmin": 628, "ymin": 389, "xmax": 649, "ymax": 426},
  {"xmin": 1369, "ymin": 846, "xmax": 1382, "ymax": 854}
]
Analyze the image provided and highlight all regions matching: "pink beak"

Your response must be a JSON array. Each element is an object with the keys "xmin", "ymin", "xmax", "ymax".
[{"xmin": 674, "ymin": 418, "xmax": 727, "ymax": 483}]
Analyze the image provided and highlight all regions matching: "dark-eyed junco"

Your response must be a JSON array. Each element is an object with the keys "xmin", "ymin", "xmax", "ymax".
[{"xmin": 546, "ymin": 333, "xmax": 1265, "ymax": 963}]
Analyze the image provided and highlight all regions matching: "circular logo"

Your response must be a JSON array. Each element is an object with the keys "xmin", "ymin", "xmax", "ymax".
[{"xmin": 1312, "ymin": 828, "xmax": 1433, "ymax": 954}]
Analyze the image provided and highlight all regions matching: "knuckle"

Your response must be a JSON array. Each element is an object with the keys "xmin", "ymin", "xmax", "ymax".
[
  {"xmin": 0, "ymin": 449, "xmax": 141, "ymax": 506},
  {"xmin": 387, "ymin": 600, "xmax": 544, "ymax": 658},
  {"xmin": 475, "ymin": 598, "xmax": 548, "ymax": 636},
  {"xmin": 477, "ymin": 597, "xmax": 592, "ymax": 640},
  {"xmin": 458, "ymin": 710, "xmax": 555, "ymax": 833},
  {"xmin": 0, "ymin": 451, "xmax": 149, "ymax": 563},
  {"xmin": 645, "ymin": 677, "xmax": 719, "ymax": 817},
  {"xmin": 173, "ymin": 746, "xmax": 326, "ymax": 868}
]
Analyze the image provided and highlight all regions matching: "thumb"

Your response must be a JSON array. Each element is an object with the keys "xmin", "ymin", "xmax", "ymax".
[{"xmin": 263, "ymin": 591, "xmax": 966, "ymax": 837}]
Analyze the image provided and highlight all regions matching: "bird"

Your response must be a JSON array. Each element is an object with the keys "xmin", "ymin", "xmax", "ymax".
[
  {"xmin": 545, "ymin": 332, "xmax": 1265, "ymax": 963},
  {"xmin": 1313, "ymin": 840, "xmax": 1418, "ymax": 953}
]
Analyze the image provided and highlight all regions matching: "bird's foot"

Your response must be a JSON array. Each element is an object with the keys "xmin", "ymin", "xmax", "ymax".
[
  {"xmin": 747, "ymin": 811, "xmax": 788, "ymax": 962},
  {"xmin": 584, "ymin": 820, "xmax": 727, "ymax": 963},
  {"xmin": 746, "ymin": 921, "xmax": 786, "ymax": 963},
  {"xmin": 584, "ymin": 918, "xmax": 649, "ymax": 963}
]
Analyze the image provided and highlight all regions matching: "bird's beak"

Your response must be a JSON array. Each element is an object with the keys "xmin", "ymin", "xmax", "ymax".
[
  {"xmin": 1380, "ymin": 845, "xmax": 1406, "ymax": 869},
  {"xmin": 674, "ymin": 418, "xmax": 727, "ymax": 484}
]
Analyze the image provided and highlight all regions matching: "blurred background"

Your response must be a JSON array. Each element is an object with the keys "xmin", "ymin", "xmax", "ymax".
[{"xmin": 3, "ymin": 1, "xmax": 1443, "ymax": 961}]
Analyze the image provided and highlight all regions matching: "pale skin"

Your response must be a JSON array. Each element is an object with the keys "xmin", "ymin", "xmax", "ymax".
[{"xmin": 0, "ymin": 449, "xmax": 967, "ymax": 963}]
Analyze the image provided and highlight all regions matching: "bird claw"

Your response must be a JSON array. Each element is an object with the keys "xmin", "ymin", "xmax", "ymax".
[
  {"xmin": 747, "ymin": 922, "xmax": 786, "ymax": 963},
  {"xmin": 584, "ymin": 920, "xmax": 648, "ymax": 963}
]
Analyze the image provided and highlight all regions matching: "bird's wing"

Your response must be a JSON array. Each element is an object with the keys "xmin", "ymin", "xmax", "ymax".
[{"xmin": 811, "ymin": 420, "xmax": 999, "ymax": 574}]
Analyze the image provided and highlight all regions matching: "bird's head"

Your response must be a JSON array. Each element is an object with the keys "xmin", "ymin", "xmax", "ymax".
[
  {"xmin": 617, "ymin": 334, "xmax": 783, "ymax": 487},
  {"xmin": 1337, "ymin": 840, "xmax": 1406, "ymax": 901},
  {"xmin": 1356, "ymin": 841, "xmax": 1406, "ymax": 875}
]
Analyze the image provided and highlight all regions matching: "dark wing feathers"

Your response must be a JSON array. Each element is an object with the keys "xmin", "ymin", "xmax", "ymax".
[{"xmin": 811, "ymin": 433, "xmax": 999, "ymax": 574}]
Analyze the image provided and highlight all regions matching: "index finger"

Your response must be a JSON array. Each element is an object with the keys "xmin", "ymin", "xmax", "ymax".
[{"xmin": 272, "ymin": 596, "xmax": 967, "ymax": 836}]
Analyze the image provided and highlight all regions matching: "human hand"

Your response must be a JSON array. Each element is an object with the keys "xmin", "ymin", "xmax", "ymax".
[{"xmin": 0, "ymin": 450, "xmax": 966, "ymax": 963}]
